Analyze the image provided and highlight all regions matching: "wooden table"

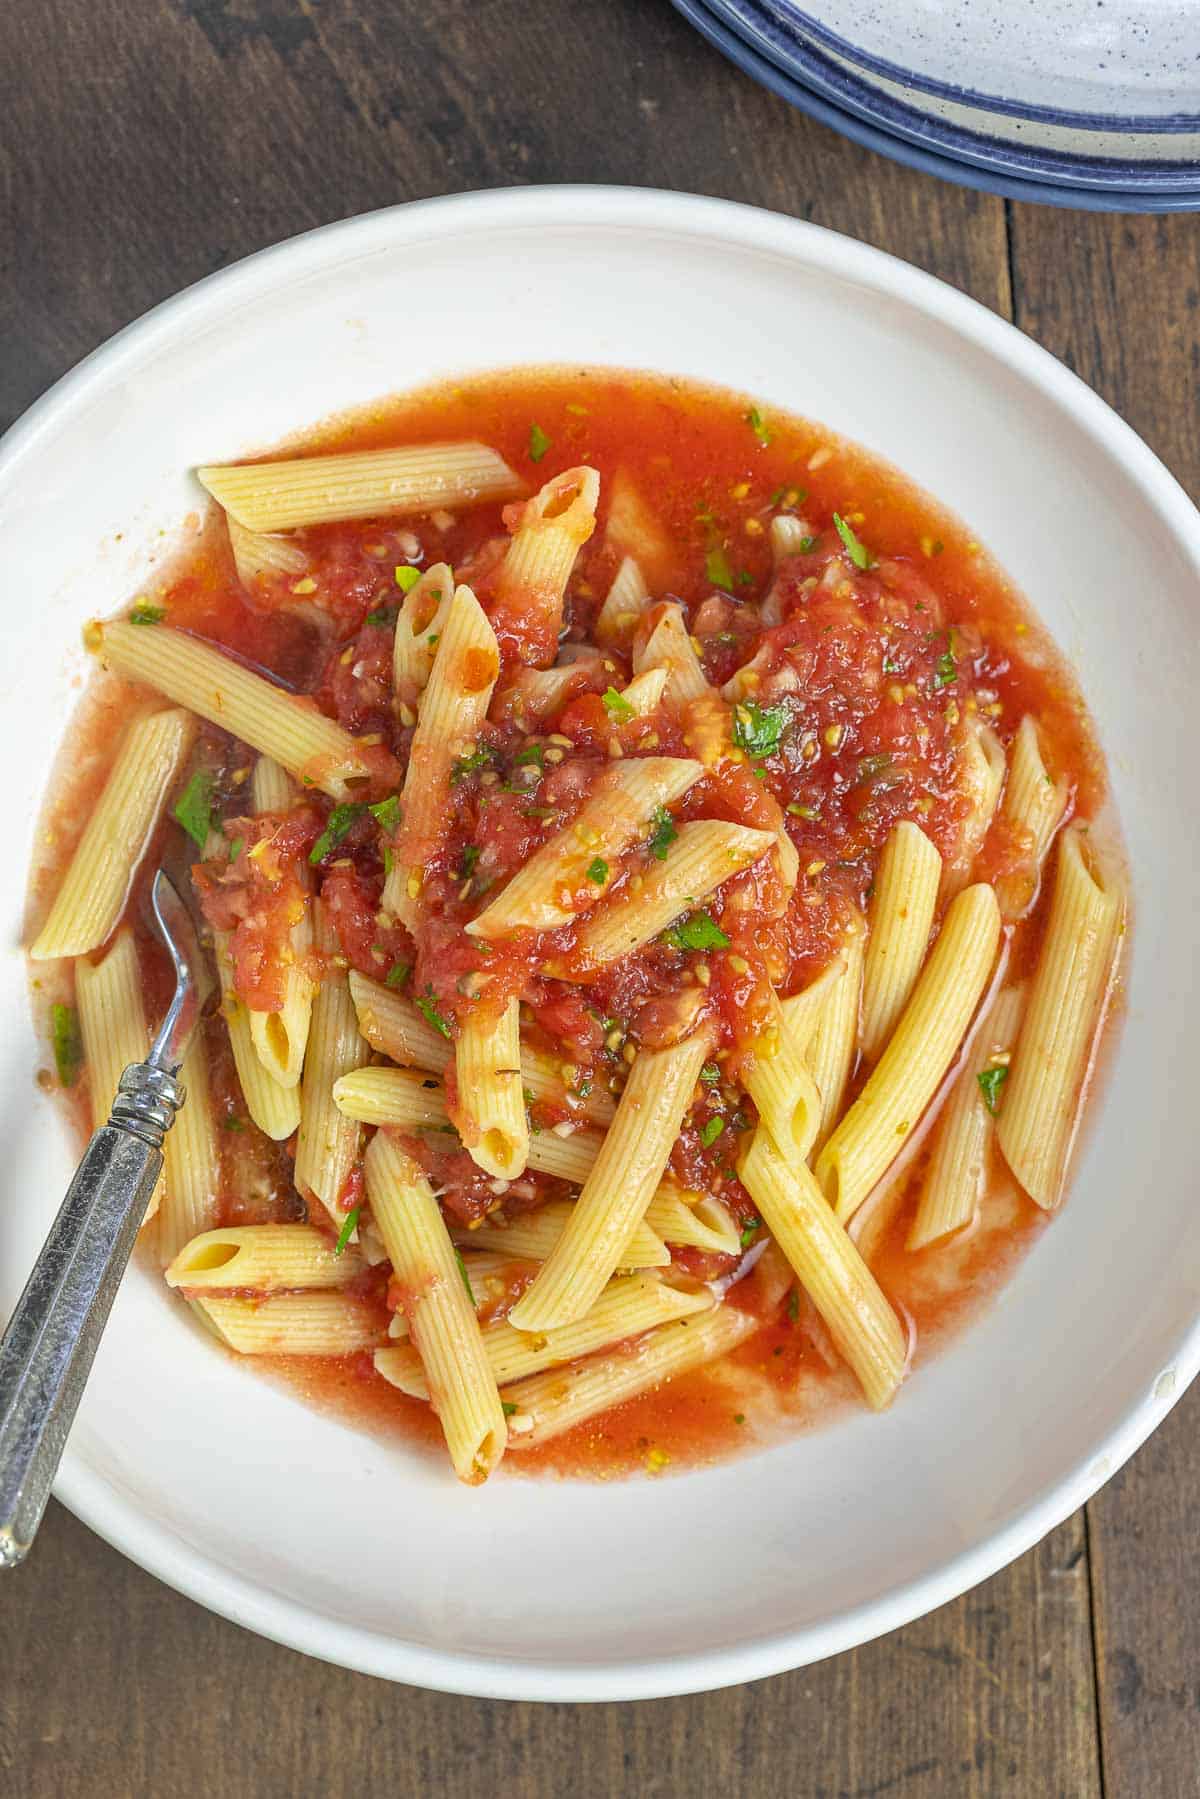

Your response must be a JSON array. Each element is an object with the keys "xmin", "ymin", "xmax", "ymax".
[{"xmin": 4, "ymin": 3, "xmax": 1197, "ymax": 1792}]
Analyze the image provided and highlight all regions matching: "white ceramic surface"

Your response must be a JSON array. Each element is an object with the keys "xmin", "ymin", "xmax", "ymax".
[{"xmin": 1, "ymin": 187, "xmax": 1198, "ymax": 1702}]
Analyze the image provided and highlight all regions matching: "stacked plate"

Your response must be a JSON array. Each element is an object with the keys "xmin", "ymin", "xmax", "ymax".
[{"xmin": 674, "ymin": 0, "xmax": 1200, "ymax": 210}]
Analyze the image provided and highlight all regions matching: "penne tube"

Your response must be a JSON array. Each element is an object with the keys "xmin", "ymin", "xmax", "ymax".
[
  {"xmin": 860, "ymin": 821, "xmax": 942, "ymax": 1062},
  {"xmin": 198, "ymin": 441, "xmax": 524, "ymax": 531},
  {"xmin": 30, "ymin": 707, "xmax": 196, "ymax": 960},
  {"xmin": 805, "ymin": 920, "xmax": 865, "ymax": 1149},
  {"xmin": 347, "ymin": 970, "xmax": 614, "ymax": 1125},
  {"xmin": 159, "ymin": 1032, "xmax": 221, "ymax": 1266},
  {"xmin": 604, "ymin": 468, "xmax": 673, "ymax": 585},
  {"xmin": 382, "ymin": 583, "xmax": 500, "ymax": 923},
  {"xmin": 503, "ymin": 663, "xmax": 592, "ymax": 725},
  {"xmin": 392, "ymin": 562, "xmax": 455, "ymax": 698},
  {"xmin": 294, "ymin": 901, "xmax": 370, "ymax": 1227},
  {"xmin": 816, "ymin": 883, "xmax": 1002, "ymax": 1223},
  {"xmin": 453, "ymin": 997, "xmax": 529, "ymax": 1180},
  {"xmin": 779, "ymin": 954, "xmax": 848, "ymax": 1061},
  {"xmin": 91, "ymin": 620, "xmax": 390, "ymax": 801},
  {"xmin": 214, "ymin": 942, "xmax": 301, "ymax": 1141},
  {"xmin": 227, "ymin": 515, "xmax": 309, "ymax": 588},
  {"xmin": 909, "ymin": 984, "xmax": 1026, "ymax": 1250},
  {"xmin": 246, "ymin": 756, "xmax": 314, "ymax": 1089},
  {"xmin": 388, "ymin": 1248, "xmax": 540, "ymax": 1341},
  {"xmin": 994, "ymin": 715, "xmax": 1070, "ymax": 920},
  {"xmin": 617, "ymin": 665, "xmax": 668, "ymax": 718},
  {"xmin": 333, "ymin": 1064, "xmax": 450, "ymax": 1131},
  {"xmin": 739, "ymin": 1126, "xmax": 907, "ymax": 1410},
  {"xmin": 644, "ymin": 1184, "xmax": 742, "ymax": 1256},
  {"xmin": 75, "ymin": 929, "xmax": 163, "ymax": 1221},
  {"xmin": 250, "ymin": 754, "xmax": 297, "ymax": 815},
  {"xmin": 997, "ymin": 826, "xmax": 1123, "ymax": 1210},
  {"xmin": 508, "ymin": 1028, "xmax": 714, "ymax": 1332},
  {"xmin": 454, "ymin": 1201, "xmax": 668, "ymax": 1271},
  {"xmin": 490, "ymin": 467, "xmax": 600, "ymax": 660},
  {"xmin": 503, "ymin": 1301, "xmax": 760, "ymax": 1448},
  {"xmin": 740, "ymin": 987, "xmax": 824, "ymax": 1167},
  {"xmin": 375, "ymin": 1272, "xmax": 714, "ymax": 1399},
  {"xmin": 364, "ymin": 1131, "xmax": 506, "ymax": 1484},
  {"xmin": 192, "ymin": 1291, "xmax": 385, "ymax": 1355},
  {"xmin": 594, "ymin": 554, "xmax": 650, "ymax": 645},
  {"xmin": 166, "ymin": 1223, "xmax": 365, "ymax": 1292},
  {"xmin": 941, "ymin": 720, "xmax": 1005, "ymax": 901},
  {"xmin": 633, "ymin": 602, "xmax": 710, "ymax": 705},
  {"xmin": 565, "ymin": 821, "xmax": 774, "ymax": 972},
  {"xmin": 466, "ymin": 755, "xmax": 703, "ymax": 940}
]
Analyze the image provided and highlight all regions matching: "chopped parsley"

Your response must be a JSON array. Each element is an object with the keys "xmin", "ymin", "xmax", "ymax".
[
  {"xmin": 228, "ymin": 836, "xmax": 244, "ymax": 862},
  {"xmin": 734, "ymin": 1413, "xmax": 746, "ymax": 1426},
  {"xmin": 732, "ymin": 700, "xmax": 787, "ymax": 760},
  {"xmin": 739, "ymin": 1216, "xmax": 761, "ymax": 1249},
  {"xmin": 700, "ymin": 1062, "xmax": 722, "ymax": 1084},
  {"xmin": 502, "ymin": 1401, "xmax": 519, "ymax": 1417},
  {"xmin": 744, "ymin": 407, "xmax": 772, "ymax": 446},
  {"xmin": 833, "ymin": 512, "xmax": 875, "ymax": 570},
  {"xmin": 977, "ymin": 1065, "xmax": 1009, "ymax": 1115},
  {"xmin": 129, "ymin": 601, "xmax": 165, "ymax": 626},
  {"xmin": 384, "ymin": 961, "xmax": 411, "ymax": 990},
  {"xmin": 601, "ymin": 686, "xmax": 634, "ymax": 722},
  {"xmin": 798, "ymin": 535, "xmax": 818, "ymax": 553},
  {"xmin": 450, "ymin": 746, "xmax": 495, "ymax": 784},
  {"xmin": 585, "ymin": 857, "xmax": 609, "ymax": 885},
  {"xmin": 768, "ymin": 484, "xmax": 807, "ymax": 509},
  {"xmin": 856, "ymin": 753, "xmax": 894, "ymax": 785},
  {"xmin": 223, "ymin": 1115, "xmax": 245, "ymax": 1132},
  {"xmin": 514, "ymin": 743, "xmax": 545, "ymax": 767},
  {"xmin": 787, "ymin": 1287, "xmax": 800, "ymax": 1323},
  {"xmin": 333, "ymin": 1205, "xmax": 360, "ymax": 1257},
  {"xmin": 369, "ymin": 794, "xmax": 402, "ymax": 833},
  {"xmin": 664, "ymin": 910, "xmax": 730, "ymax": 952},
  {"xmin": 700, "ymin": 1116, "xmax": 725, "ymax": 1149},
  {"xmin": 173, "ymin": 769, "xmax": 214, "ymax": 851},
  {"xmin": 366, "ymin": 603, "xmax": 397, "ymax": 627},
  {"xmin": 415, "ymin": 987, "xmax": 452, "ymax": 1038},
  {"xmin": 454, "ymin": 1249, "xmax": 475, "ymax": 1304},
  {"xmin": 459, "ymin": 844, "xmax": 481, "ymax": 879},
  {"xmin": 528, "ymin": 422, "xmax": 551, "ymax": 463},
  {"xmin": 394, "ymin": 566, "xmax": 421, "ymax": 593},
  {"xmin": 647, "ymin": 805, "xmax": 677, "ymax": 861},
  {"xmin": 934, "ymin": 649, "xmax": 958, "ymax": 688},
  {"xmin": 51, "ymin": 1003, "xmax": 82, "ymax": 1087},
  {"xmin": 309, "ymin": 802, "xmax": 362, "ymax": 863},
  {"xmin": 705, "ymin": 546, "xmax": 735, "ymax": 591}
]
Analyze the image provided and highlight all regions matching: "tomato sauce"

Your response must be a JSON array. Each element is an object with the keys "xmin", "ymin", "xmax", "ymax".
[{"xmin": 28, "ymin": 368, "xmax": 1121, "ymax": 1482}]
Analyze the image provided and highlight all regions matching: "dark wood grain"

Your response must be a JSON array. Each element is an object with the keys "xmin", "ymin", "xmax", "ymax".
[
  {"xmin": 0, "ymin": 0, "xmax": 1194, "ymax": 1791},
  {"xmin": 1009, "ymin": 204, "xmax": 1200, "ymax": 1797}
]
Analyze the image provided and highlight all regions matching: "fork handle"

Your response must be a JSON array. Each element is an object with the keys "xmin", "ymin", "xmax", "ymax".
[{"xmin": 0, "ymin": 1061, "xmax": 183, "ymax": 1568}]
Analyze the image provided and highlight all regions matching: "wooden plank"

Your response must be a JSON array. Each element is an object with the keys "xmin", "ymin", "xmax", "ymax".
[
  {"xmin": 0, "ymin": 0, "xmax": 1111, "ymax": 1791},
  {"xmin": 1009, "ymin": 203, "xmax": 1200, "ymax": 1797},
  {"xmin": 3, "ymin": 1500, "xmax": 1097, "ymax": 1799}
]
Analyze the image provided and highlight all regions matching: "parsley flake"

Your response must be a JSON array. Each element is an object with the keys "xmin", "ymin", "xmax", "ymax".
[
  {"xmin": 459, "ymin": 844, "xmax": 481, "ymax": 879},
  {"xmin": 173, "ymin": 769, "xmax": 214, "ymax": 851},
  {"xmin": 934, "ymin": 650, "xmax": 958, "ymax": 688},
  {"xmin": 394, "ymin": 566, "xmax": 421, "ymax": 593},
  {"xmin": 228, "ymin": 836, "xmax": 244, "ymax": 862},
  {"xmin": 647, "ymin": 805, "xmax": 677, "ymax": 861},
  {"xmin": 977, "ymin": 1065, "xmax": 1009, "ymax": 1115},
  {"xmin": 51, "ymin": 1003, "xmax": 82, "ymax": 1088},
  {"xmin": 787, "ymin": 1288, "xmax": 800, "ymax": 1323},
  {"xmin": 732, "ymin": 700, "xmax": 787, "ymax": 760},
  {"xmin": 706, "ymin": 546, "xmax": 735, "ymax": 591},
  {"xmin": 129, "ymin": 601, "xmax": 165, "ymax": 626},
  {"xmin": 309, "ymin": 802, "xmax": 363, "ymax": 863},
  {"xmin": 700, "ymin": 1062, "xmax": 722, "ymax": 1084},
  {"xmin": 745, "ymin": 406, "xmax": 772, "ymax": 447},
  {"xmin": 601, "ymin": 686, "xmax": 634, "ymax": 722},
  {"xmin": 385, "ymin": 961, "xmax": 411, "ymax": 990},
  {"xmin": 502, "ymin": 1401, "xmax": 519, "ymax": 1417},
  {"xmin": 369, "ymin": 794, "xmax": 402, "ymax": 833},
  {"xmin": 833, "ymin": 513, "xmax": 875, "ymax": 570},
  {"xmin": 450, "ymin": 746, "xmax": 495, "ymax": 784},
  {"xmin": 333, "ymin": 1205, "xmax": 360, "ymax": 1257},
  {"xmin": 739, "ymin": 1216, "xmax": 761, "ymax": 1249},
  {"xmin": 366, "ymin": 603, "xmax": 397, "ymax": 627},
  {"xmin": 415, "ymin": 987, "xmax": 452, "ymax": 1039},
  {"xmin": 455, "ymin": 1249, "xmax": 475, "ymax": 1304},
  {"xmin": 700, "ymin": 1116, "xmax": 725, "ymax": 1149},
  {"xmin": 586, "ymin": 857, "xmax": 609, "ymax": 885},
  {"xmin": 665, "ymin": 910, "xmax": 730, "ymax": 952},
  {"xmin": 528, "ymin": 423, "xmax": 551, "ymax": 463}
]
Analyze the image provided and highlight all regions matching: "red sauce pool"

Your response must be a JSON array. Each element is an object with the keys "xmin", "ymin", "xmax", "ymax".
[{"xmin": 27, "ymin": 368, "xmax": 1123, "ymax": 1482}]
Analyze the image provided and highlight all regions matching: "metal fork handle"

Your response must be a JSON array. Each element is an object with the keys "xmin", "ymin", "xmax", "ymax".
[{"xmin": 0, "ymin": 1061, "xmax": 183, "ymax": 1568}]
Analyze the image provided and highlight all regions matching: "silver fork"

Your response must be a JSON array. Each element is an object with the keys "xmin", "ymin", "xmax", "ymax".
[{"xmin": 0, "ymin": 870, "xmax": 211, "ymax": 1568}]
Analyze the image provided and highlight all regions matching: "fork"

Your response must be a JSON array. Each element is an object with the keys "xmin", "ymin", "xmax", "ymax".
[{"xmin": 0, "ymin": 870, "xmax": 210, "ymax": 1568}]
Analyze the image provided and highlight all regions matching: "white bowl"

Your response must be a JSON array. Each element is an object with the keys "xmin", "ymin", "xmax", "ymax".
[{"xmin": 1, "ymin": 187, "xmax": 1198, "ymax": 1702}]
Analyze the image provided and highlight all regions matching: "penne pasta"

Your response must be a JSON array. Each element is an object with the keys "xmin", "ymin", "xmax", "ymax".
[
  {"xmin": 617, "ymin": 665, "xmax": 668, "ymax": 718},
  {"xmin": 227, "ymin": 514, "xmax": 309, "ymax": 588},
  {"xmin": 909, "ymin": 984, "xmax": 1026, "ymax": 1249},
  {"xmin": 382, "ymin": 583, "xmax": 500, "ymax": 923},
  {"xmin": 31, "ymin": 707, "xmax": 195, "ymax": 960},
  {"xmin": 566, "ymin": 821, "xmax": 774, "ymax": 972},
  {"xmin": 804, "ymin": 920, "xmax": 866, "ymax": 1149},
  {"xmin": 941, "ymin": 720, "xmax": 1005, "ymax": 901},
  {"xmin": 364, "ymin": 1131, "xmax": 506, "ymax": 1484},
  {"xmin": 294, "ymin": 901, "xmax": 370, "ymax": 1227},
  {"xmin": 604, "ymin": 468, "xmax": 673, "ymax": 584},
  {"xmin": 594, "ymin": 554, "xmax": 650, "ymax": 645},
  {"xmin": 739, "ymin": 1126, "xmax": 907, "ymax": 1409},
  {"xmin": 332, "ymin": 1064, "xmax": 450, "ymax": 1131},
  {"xmin": 199, "ymin": 441, "xmax": 524, "ymax": 531},
  {"xmin": 633, "ymin": 602, "xmax": 710, "ymax": 705},
  {"xmin": 91, "ymin": 620, "xmax": 389, "ymax": 801},
  {"xmin": 644, "ymin": 1184, "xmax": 742, "ymax": 1256},
  {"xmin": 214, "ymin": 932, "xmax": 302, "ymax": 1141},
  {"xmin": 490, "ymin": 466, "xmax": 600, "ymax": 660},
  {"xmin": 166, "ymin": 1223, "xmax": 365, "ymax": 1292},
  {"xmin": 159, "ymin": 1032, "xmax": 221, "ymax": 1266},
  {"xmin": 997, "ymin": 826, "xmax": 1123, "ymax": 1210},
  {"xmin": 375, "ymin": 1272, "xmax": 714, "ymax": 1399},
  {"xmin": 816, "ymin": 883, "xmax": 1002, "ymax": 1223},
  {"xmin": 454, "ymin": 1200, "xmax": 668, "ymax": 1271},
  {"xmin": 993, "ymin": 715, "xmax": 1070, "ymax": 920},
  {"xmin": 245, "ymin": 757, "xmax": 314, "ymax": 1089},
  {"xmin": 193, "ymin": 1291, "xmax": 385, "ymax": 1355},
  {"xmin": 779, "ymin": 953, "xmax": 848, "ymax": 1061},
  {"xmin": 392, "ymin": 562, "xmax": 455, "ymax": 698},
  {"xmin": 503, "ymin": 1301, "xmax": 760, "ymax": 1449},
  {"xmin": 388, "ymin": 1248, "xmax": 540, "ymax": 1341},
  {"xmin": 508, "ymin": 1028, "xmax": 714, "ymax": 1331},
  {"xmin": 466, "ymin": 755, "xmax": 702, "ymax": 940},
  {"xmin": 740, "ymin": 988, "xmax": 824, "ymax": 1167},
  {"xmin": 453, "ymin": 997, "xmax": 529, "ymax": 1180},
  {"xmin": 860, "ymin": 822, "xmax": 942, "ymax": 1062},
  {"xmin": 75, "ymin": 929, "xmax": 163, "ymax": 1221}
]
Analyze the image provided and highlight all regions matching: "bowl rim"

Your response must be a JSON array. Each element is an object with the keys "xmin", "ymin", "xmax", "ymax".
[{"xmin": 4, "ymin": 182, "xmax": 1200, "ymax": 1702}]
